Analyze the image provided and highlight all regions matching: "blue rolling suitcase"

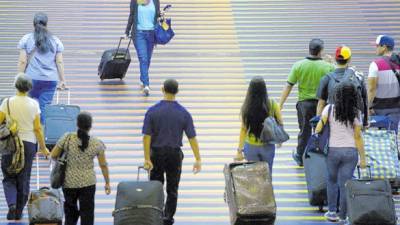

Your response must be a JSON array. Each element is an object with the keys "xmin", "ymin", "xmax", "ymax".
[{"xmin": 44, "ymin": 88, "xmax": 80, "ymax": 148}]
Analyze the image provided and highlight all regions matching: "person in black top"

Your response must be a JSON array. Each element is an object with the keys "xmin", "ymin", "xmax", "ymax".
[{"xmin": 142, "ymin": 79, "xmax": 202, "ymax": 225}]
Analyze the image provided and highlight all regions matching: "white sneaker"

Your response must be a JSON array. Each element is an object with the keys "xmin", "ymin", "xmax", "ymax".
[
  {"xmin": 139, "ymin": 82, "xmax": 144, "ymax": 89},
  {"xmin": 324, "ymin": 211, "xmax": 339, "ymax": 222},
  {"xmin": 143, "ymin": 86, "xmax": 150, "ymax": 96}
]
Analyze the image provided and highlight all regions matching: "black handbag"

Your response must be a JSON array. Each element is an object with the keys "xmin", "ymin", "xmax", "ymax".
[{"xmin": 50, "ymin": 134, "xmax": 72, "ymax": 189}]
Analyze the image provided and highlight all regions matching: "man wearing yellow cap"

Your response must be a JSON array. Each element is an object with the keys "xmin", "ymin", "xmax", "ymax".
[{"xmin": 316, "ymin": 46, "xmax": 368, "ymax": 126}]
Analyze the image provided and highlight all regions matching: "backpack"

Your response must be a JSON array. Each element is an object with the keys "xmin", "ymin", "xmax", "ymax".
[
  {"xmin": 388, "ymin": 53, "xmax": 400, "ymax": 86},
  {"xmin": 327, "ymin": 68, "xmax": 366, "ymax": 116},
  {"xmin": 0, "ymin": 98, "xmax": 25, "ymax": 175},
  {"xmin": 260, "ymin": 100, "xmax": 290, "ymax": 144}
]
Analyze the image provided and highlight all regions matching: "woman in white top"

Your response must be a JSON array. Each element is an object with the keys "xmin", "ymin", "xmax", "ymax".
[
  {"xmin": 316, "ymin": 82, "xmax": 366, "ymax": 223},
  {"xmin": 0, "ymin": 74, "xmax": 49, "ymax": 220}
]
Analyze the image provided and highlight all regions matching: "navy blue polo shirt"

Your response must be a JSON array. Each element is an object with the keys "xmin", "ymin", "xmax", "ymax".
[{"xmin": 142, "ymin": 100, "xmax": 196, "ymax": 148}]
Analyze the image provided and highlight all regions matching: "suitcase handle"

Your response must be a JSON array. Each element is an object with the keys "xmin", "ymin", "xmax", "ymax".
[
  {"xmin": 114, "ymin": 37, "xmax": 132, "ymax": 60},
  {"xmin": 56, "ymin": 87, "xmax": 71, "ymax": 105},
  {"xmin": 137, "ymin": 166, "xmax": 150, "ymax": 181},
  {"xmin": 357, "ymin": 165, "xmax": 372, "ymax": 180}
]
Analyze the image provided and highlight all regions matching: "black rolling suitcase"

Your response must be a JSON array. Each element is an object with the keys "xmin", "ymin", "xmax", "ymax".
[
  {"xmin": 224, "ymin": 161, "xmax": 276, "ymax": 225},
  {"xmin": 113, "ymin": 166, "xmax": 164, "ymax": 225},
  {"xmin": 98, "ymin": 37, "xmax": 131, "ymax": 81},
  {"xmin": 345, "ymin": 166, "xmax": 397, "ymax": 225}
]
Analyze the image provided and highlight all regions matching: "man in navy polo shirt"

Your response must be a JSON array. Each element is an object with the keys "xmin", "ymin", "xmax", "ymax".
[{"xmin": 142, "ymin": 79, "xmax": 202, "ymax": 225}]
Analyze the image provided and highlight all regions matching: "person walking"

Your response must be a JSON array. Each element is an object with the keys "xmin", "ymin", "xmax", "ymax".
[
  {"xmin": 142, "ymin": 79, "xmax": 202, "ymax": 225},
  {"xmin": 236, "ymin": 76, "xmax": 284, "ymax": 173},
  {"xmin": 0, "ymin": 73, "xmax": 49, "ymax": 220},
  {"xmin": 279, "ymin": 39, "xmax": 334, "ymax": 166},
  {"xmin": 125, "ymin": 0, "xmax": 161, "ymax": 96},
  {"xmin": 317, "ymin": 82, "xmax": 366, "ymax": 223},
  {"xmin": 17, "ymin": 12, "xmax": 66, "ymax": 124},
  {"xmin": 368, "ymin": 35, "xmax": 400, "ymax": 132},
  {"xmin": 50, "ymin": 112, "xmax": 111, "ymax": 225}
]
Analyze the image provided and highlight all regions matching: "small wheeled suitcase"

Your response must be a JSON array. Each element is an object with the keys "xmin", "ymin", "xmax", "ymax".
[
  {"xmin": 302, "ymin": 116, "xmax": 328, "ymax": 211},
  {"xmin": 98, "ymin": 37, "xmax": 131, "ymax": 81},
  {"xmin": 44, "ymin": 88, "xmax": 80, "ymax": 149},
  {"xmin": 28, "ymin": 187, "xmax": 63, "ymax": 225},
  {"xmin": 224, "ymin": 161, "xmax": 276, "ymax": 225},
  {"xmin": 346, "ymin": 166, "xmax": 397, "ymax": 225},
  {"xmin": 113, "ymin": 166, "xmax": 164, "ymax": 225}
]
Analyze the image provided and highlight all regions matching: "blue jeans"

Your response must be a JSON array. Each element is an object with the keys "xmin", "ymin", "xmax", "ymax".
[
  {"xmin": 243, "ymin": 142, "xmax": 275, "ymax": 173},
  {"xmin": 134, "ymin": 30, "xmax": 155, "ymax": 87},
  {"xmin": 326, "ymin": 147, "xmax": 358, "ymax": 219},
  {"xmin": 29, "ymin": 80, "xmax": 58, "ymax": 124},
  {"xmin": 374, "ymin": 108, "xmax": 400, "ymax": 133},
  {"xmin": 1, "ymin": 141, "xmax": 37, "ymax": 211}
]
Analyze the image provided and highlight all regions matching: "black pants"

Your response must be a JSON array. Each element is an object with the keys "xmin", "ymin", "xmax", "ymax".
[
  {"xmin": 150, "ymin": 147, "xmax": 183, "ymax": 224},
  {"xmin": 63, "ymin": 185, "xmax": 96, "ymax": 225},
  {"xmin": 1, "ymin": 141, "xmax": 36, "ymax": 212},
  {"xmin": 296, "ymin": 100, "xmax": 318, "ymax": 158}
]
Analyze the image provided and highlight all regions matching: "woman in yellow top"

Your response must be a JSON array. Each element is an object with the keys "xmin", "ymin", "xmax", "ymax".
[{"xmin": 236, "ymin": 76, "xmax": 284, "ymax": 173}]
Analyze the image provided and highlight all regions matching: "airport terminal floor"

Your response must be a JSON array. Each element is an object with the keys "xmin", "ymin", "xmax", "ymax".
[{"xmin": 0, "ymin": 0, "xmax": 400, "ymax": 224}]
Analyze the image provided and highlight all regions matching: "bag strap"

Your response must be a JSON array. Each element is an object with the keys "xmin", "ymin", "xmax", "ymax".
[
  {"xmin": 61, "ymin": 133, "xmax": 73, "ymax": 158},
  {"xmin": 269, "ymin": 99, "xmax": 275, "ymax": 118},
  {"xmin": 321, "ymin": 104, "xmax": 333, "ymax": 126},
  {"xmin": 383, "ymin": 57, "xmax": 400, "ymax": 87}
]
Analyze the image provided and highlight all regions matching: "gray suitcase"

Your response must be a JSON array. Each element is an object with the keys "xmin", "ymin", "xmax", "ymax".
[
  {"xmin": 346, "ymin": 166, "xmax": 397, "ymax": 225},
  {"xmin": 224, "ymin": 161, "xmax": 276, "ymax": 225},
  {"xmin": 28, "ymin": 187, "xmax": 63, "ymax": 225},
  {"xmin": 113, "ymin": 166, "xmax": 164, "ymax": 225}
]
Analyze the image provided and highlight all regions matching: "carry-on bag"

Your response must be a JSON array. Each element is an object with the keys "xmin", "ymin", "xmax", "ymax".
[
  {"xmin": 303, "ymin": 149, "xmax": 327, "ymax": 211},
  {"xmin": 358, "ymin": 116, "xmax": 400, "ymax": 192},
  {"xmin": 28, "ymin": 187, "xmax": 63, "ymax": 225},
  {"xmin": 98, "ymin": 37, "xmax": 131, "ymax": 80},
  {"xmin": 155, "ymin": 5, "xmax": 175, "ymax": 45},
  {"xmin": 44, "ymin": 88, "xmax": 80, "ymax": 149},
  {"xmin": 113, "ymin": 166, "xmax": 164, "ymax": 225},
  {"xmin": 346, "ymin": 166, "xmax": 397, "ymax": 225},
  {"xmin": 223, "ymin": 161, "xmax": 276, "ymax": 225}
]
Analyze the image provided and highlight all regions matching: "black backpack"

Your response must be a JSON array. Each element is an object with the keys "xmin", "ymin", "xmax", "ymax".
[{"xmin": 388, "ymin": 53, "xmax": 400, "ymax": 86}]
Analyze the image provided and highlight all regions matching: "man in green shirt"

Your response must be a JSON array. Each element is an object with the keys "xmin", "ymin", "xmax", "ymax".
[{"xmin": 279, "ymin": 39, "xmax": 334, "ymax": 166}]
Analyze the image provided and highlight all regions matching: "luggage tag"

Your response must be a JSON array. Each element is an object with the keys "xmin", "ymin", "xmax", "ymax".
[{"xmin": 162, "ymin": 20, "xmax": 169, "ymax": 30}]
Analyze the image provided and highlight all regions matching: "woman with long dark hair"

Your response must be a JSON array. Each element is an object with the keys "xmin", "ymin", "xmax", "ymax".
[
  {"xmin": 236, "ymin": 76, "xmax": 284, "ymax": 173},
  {"xmin": 17, "ymin": 12, "xmax": 66, "ymax": 123},
  {"xmin": 51, "ymin": 112, "xmax": 111, "ymax": 225},
  {"xmin": 316, "ymin": 82, "xmax": 366, "ymax": 223},
  {"xmin": 125, "ymin": 0, "xmax": 161, "ymax": 96}
]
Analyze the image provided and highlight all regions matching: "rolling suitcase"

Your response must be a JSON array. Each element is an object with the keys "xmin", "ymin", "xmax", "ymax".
[
  {"xmin": 346, "ymin": 166, "xmax": 397, "ymax": 225},
  {"xmin": 224, "ymin": 161, "xmax": 276, "ymax": 225},
  {"xmin": 303, "ymin": 149, "xmax": 327, "ymax": 211},
  {"xmin": 44, "ymin": 88, "xmax": 80, "ymax": 149},
  {"xmin": 28, "ymin": 187, "xmax": 63, "ymax": 225},
  {"xmin": 113, "ymin": 166, "xmax": 164, "ymax": 225},
  {"xmin": 98, "ymin": 37, "xmax": 131, "ymax": 81},
  {"xmin": 303, "ymin": 116, "xmax": 328, "ymax": 211}
]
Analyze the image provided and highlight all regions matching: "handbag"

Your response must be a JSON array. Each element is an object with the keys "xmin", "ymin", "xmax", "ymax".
[
  {"xmin": 155, "ymin": 18, "xmax": 175, "ymax": 45},
  {"xmin": 260, "ymin": 100, "xmax": 290, "ymax": 144},
  {"xmin": 0, "ymin": 98, "xmax": 21, "ymax": 155},
  {"xmin": 50, "ymin": 134, "xmax": 72, "ymax": 189},
  {"xmin": 305, "ymin": 105, "xmax": 332, "ymax": 155}
]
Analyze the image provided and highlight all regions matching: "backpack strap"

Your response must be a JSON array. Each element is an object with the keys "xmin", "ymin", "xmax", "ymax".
[{"xmin": 269, "ymin": 99, "xmax": 275, "ymax": 118}]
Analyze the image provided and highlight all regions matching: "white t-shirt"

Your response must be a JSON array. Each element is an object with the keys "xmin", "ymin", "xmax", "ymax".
[
  {"xmin": 0, "ymin": 95, "xmax": 40, "ymax": 143},
  {"xmin": 322, "ymin": 104, "xmax": 361, "ymax": 148}
]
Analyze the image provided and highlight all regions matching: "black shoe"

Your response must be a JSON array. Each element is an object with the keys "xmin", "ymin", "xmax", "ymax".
[
  {"xmin": 163, "ymin": 217, "xmax": 174, "ymax": 225},
  {"xmin": 7, "ymin": 205, "xmax": 16, "ymax": 220},
  {"xmin": 292, "ymin": 151, "xmax": 303, "ymax": 167},
  {"xmin": 14, "ymin": 209, "xmax": 23, "ymax": 220}
]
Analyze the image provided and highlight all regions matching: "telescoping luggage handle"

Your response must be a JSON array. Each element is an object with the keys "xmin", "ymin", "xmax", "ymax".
[
  {"xmin": 357, "ymin": 165, "xmax": 372, "ymax": 180},
  {"xmin": 114, "ymin": 37, "xmax": 132, "ymax": 60},
  {"xmin": 137, "ymin": 166, "xmax": 150, "ymax": 181},
  {"xmin": 55, "ymin": 87, "xmax": 71, "ymax": 105}
]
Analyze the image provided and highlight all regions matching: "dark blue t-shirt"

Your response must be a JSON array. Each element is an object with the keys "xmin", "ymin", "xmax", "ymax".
[{"xmin": 142, "ymin": 100, "xmax": 196, "ymax": 148}]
